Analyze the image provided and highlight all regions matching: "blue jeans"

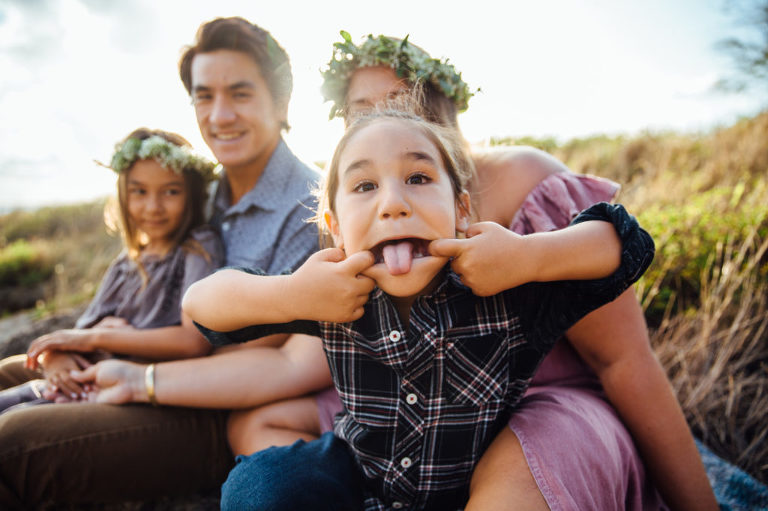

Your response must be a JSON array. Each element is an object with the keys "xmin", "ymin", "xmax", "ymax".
[{"xmin": 221, "ymin": 432, "xmax": 364, "ymax": 511}]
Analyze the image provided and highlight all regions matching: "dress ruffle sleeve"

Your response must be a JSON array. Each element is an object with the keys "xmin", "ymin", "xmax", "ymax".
[{"xmin": 510, "ymin": 172, "xmax": 620, "ymax": 235}]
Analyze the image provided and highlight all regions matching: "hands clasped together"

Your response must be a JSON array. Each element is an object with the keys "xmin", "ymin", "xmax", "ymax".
[{"xmin": 23, "ymin": 317, "xmax": 132, "ymax": 403}]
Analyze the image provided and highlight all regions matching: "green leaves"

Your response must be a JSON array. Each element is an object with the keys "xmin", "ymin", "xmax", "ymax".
[
  {"xmin": 107, "ymin": 136, "xmax": 217, "ymax": 183},
  {"xmin": 320, "ymin": 32, "xmax": 476, "ymax": 119}
]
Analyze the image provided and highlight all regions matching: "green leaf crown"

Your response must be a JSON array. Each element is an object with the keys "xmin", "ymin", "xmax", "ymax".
[
  {"xmin": 107, "ymin": 136, "xmax": 217, "ymax": 183},
  {"xmin": 320, "ymin": 31, "xmax": 474, "ymax": 120}
]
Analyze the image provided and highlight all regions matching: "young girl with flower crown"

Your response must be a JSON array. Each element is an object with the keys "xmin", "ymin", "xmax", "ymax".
[
  {"xmin": 0, "ymin": 128, "xmax": 223, "ymax": 412},
  {"xmin": 183, "ymin": 108, "xmax": 655, "ymax": 511}
]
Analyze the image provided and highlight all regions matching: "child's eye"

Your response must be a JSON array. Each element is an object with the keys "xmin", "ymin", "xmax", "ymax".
[
  {"xmin": 192, "ymin": 94, "xmax": 212, "ymax": 104},
  {"xmin": 164, "ymin": 188, "xmax": 182, "ymax": 196},
  {"xmin": 233, "ymin": 91, "xmax": 252, "ymax": 100},
  {"xmin": 352, "ymin": 181, "xmax": 376, "ymax": 193},
  {"xmin": 128, "ymin": 188, "xmax": 146, "ymax": 196},
  {"xmin": 406, "ymin": 173, "xmax": 431, "ymax": 185}
]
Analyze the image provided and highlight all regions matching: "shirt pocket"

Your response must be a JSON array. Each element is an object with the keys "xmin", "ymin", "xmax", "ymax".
[
  {"xmin": 335, "ymin": 411, "xmax": 394, "ymax": 473},
  {"xmin": 444, "ymin": 332, "xmax": 509, "ymax": 407}
]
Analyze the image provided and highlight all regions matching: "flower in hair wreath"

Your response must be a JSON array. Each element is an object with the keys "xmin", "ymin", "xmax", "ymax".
[
  {"xmin": 105, "ymin": 136, "xmax": 218, "ymax": 183},
  {"xmin": 321, "ymin": 31, "xmax": 475, "ymax": 119}
]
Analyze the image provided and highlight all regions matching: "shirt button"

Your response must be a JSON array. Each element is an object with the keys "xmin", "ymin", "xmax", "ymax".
[
  {"xmin": 388, "ymin": 330, "xmax": 401, "ymax": 342},
  {"xmin": 400, "ymin": 457, "xmax": 412, "ymax": 469},
  {"xmin": 221, "ymin": 222, "xmax": 230, "ymax": 232},
  {"xmin": 392, "ymin": 502, "xmax": 403, "ymax": 509},
  {"xmin": 406, "ymin": 393, "xmax": 417, "ymax": 405}
]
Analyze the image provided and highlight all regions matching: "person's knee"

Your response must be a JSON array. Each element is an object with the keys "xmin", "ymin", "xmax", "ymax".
[
  {"xmin": 226, "ymin": 407, "xmax": 275, "ymax": 455},
  {"xmin": 227, "ymin": 408, "xmax": 267, "ymax": 439},
  {"xmin": 468, "ymin": 428, "xmax": 548, "ymax": 511}
]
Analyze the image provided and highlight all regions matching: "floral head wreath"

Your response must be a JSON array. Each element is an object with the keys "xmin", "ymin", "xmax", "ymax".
[
  {"xmin": 103, "ymin": 135, "xmax": 218, "ymax": 183},
  {"xmin": 320, "ymin": 31, "xmax": 475, "ymax": 120}
]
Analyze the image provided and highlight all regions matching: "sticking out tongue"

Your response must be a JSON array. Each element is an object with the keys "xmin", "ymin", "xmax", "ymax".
[{"xmin": 382, "ymin": 241, "xmax": 414, "ymax": 275}]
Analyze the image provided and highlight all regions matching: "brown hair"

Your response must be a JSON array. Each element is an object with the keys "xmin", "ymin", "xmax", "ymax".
[
  {"xmin": 107, "ymin": 128, "xmax": 210, "ymax": 285},
  {"xmin": 178, "ymin": 17, "xmax": 293, "ymax": 130},
  {"xmin": 317, "ymin": 107, "xmax": 474, "ymax": 247}
]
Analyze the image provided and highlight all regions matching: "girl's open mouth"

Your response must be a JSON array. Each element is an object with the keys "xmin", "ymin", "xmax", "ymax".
[{"xmin": 370, "ymin": 238, "xmax": 431, "ymax": 275}]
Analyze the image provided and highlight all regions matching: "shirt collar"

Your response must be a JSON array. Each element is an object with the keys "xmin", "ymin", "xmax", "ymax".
[{"xmin": 214, "ymin": 138, "xmax": 296, "ymax": 216}]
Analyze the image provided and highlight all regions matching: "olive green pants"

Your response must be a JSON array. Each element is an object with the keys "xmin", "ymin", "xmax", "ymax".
[
  {"xmin": 0, "ymin": 387, "xmax": 232, "ymax": 508},
  {"xmin": 0, "ymin": 354, "xmax": 40, "ymax": 390}
]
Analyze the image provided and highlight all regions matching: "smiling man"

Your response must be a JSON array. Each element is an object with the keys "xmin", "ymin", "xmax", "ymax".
[{"xmin": 179, "ymin": 17, "xmax": 319, "ymax": 272}]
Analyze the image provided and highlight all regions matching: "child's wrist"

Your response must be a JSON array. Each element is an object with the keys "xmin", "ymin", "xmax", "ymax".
[
  {"xmin": 278, "ymin": 274, "xmax": 301, "ymax": 322},
  {"xmin": 88, "ymin": 330, "xmax": 104, "ymax": 351},
  {"xmin": 516, "ymin": 234, "xmax": 543, "ymax": 283}
]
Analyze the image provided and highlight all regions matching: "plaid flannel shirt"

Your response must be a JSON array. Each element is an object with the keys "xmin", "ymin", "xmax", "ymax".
[{"xmin": 199, "ymin": 202, "xmax": 655, "ymax": 510}]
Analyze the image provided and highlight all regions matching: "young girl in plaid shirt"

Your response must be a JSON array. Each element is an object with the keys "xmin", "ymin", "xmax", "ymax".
[{"xmin": 184, "ymin": 108, "xmax": 655, "ymax": 511}]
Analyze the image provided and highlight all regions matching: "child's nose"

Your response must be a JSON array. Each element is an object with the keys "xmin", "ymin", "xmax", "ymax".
[
  {"xmin": 378, "ymin": 186, "xmax": 411, "ymax": 219},
  {"xmin": 147, "ymin": 194, "xmax": 164, "ymax": 212}
]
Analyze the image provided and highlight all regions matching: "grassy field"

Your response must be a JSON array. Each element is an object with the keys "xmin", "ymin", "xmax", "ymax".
[{"xmin": 2, "ymin": 111, "xmax": 767, "ymax": 483}]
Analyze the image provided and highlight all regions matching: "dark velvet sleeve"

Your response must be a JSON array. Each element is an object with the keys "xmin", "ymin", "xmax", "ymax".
[
  {"xmin": 194, "ymin": 319, "xmax": 321, "ymax": 346},
  {"xmin": 191, "ymin": 265, "xmax": 322, "ymax": 346},
  {"xmin": 508, "ymin": 202, "xmax": 655, "ymax": 351}
]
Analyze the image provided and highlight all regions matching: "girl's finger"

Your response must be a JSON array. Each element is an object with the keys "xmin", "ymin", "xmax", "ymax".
[
  {"xmin": 58, "ymin": 377, "xmax": 83, "ymax": 398},
  {"xmin": 24, "ymin": 354, "xmax": 38, "ymax": 370},
  {"xmin": 316, "ymin": 247, "xmax": 346, "ymax": 263},
  {"xmin": 342, "ymin": 250, "xmax": 375, "ymax": 275},
  {"xmin": 71, "ymin": 364, "xmax": 98, "ymax": 383},
  {"xmin": 429, "ymin": 238, "xmax": 466, "ymax": 258},
  {"xmin": 26, "ymin": 341, "xmax": 53, "ymax": 361},
  {"xmin": 72, "ymin": 353, "xmax": 93, "ymax": 369},
  {"xmin": 464, "ymin": 222, "xmax": 492, "ymax": 238}
]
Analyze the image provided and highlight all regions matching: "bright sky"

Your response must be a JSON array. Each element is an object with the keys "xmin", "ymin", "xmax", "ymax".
[{"xmin": 0, "ymin": 0, "xmax": 764, "ymax": 211}]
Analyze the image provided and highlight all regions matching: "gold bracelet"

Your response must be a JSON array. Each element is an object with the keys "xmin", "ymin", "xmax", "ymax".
[{"xmin": 145, "ymin": 363, "xmax": 158, "ymax": 406}]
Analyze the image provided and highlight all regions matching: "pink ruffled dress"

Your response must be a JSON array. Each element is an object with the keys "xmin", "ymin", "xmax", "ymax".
[{"xmin": 316, "ymin": 172, "xmax": 668, "ymax": 510}]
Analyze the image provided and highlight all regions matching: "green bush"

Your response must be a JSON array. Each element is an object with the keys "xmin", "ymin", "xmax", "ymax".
[
  {"xmin": 0, "ymin": 200, "xmax": 107, "ymax": 243},
  {"xmin": 489, "ymin": 135, "xmax": 560, "ymax": 153},
  {"xmin": 0, "ymin": 240, "xmax": 54, "ymax": 287},
  {"xmin": 636, "ymin": 181, "xmax": 768, "ymax": 323}
]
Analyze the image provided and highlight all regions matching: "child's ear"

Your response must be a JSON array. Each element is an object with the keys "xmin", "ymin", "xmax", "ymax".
[
  {"xmin": 324, "ymin": 210, "xmax": 344, "ymax": 248},
  {"xmin": 455, "ymin": 190, "xmax": 471, "ymax": 234}
]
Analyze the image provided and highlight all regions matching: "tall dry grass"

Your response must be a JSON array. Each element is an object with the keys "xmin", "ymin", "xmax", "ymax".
[
  {"xmin": 577, "ymin": 113, "xmax": 768, "ymax": 483},
  {"xmin": 651, "ymin": 229, "xmax": 768, "ymax": 483}
]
